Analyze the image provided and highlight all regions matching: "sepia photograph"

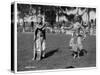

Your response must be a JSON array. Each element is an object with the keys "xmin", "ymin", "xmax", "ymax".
[{"xmin": 11, "ymin": 2, "xmax": 96, "ymax": 72}]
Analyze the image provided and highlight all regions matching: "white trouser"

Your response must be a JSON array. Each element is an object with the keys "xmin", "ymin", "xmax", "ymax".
[
  {"xmin": 77, "ymin": 37, "xmax": 83, "ymax": 50},
  {"xmin": 36, "ymin": 38, "xmax": 41, "ymax": 52},
  {"xmin": 70, "ymin": 36, "xmax": 83, "ymax": 52},
  {"xmin": 36, "ymin": 37, "xmax": 46, "ymax": 52},
  {"xmin": 69, "ymin": 37, "xmax": 74, "ymax": 47},
  {"xmin": 42, "ymin": 40, "xmax": 46, "ymax": 51}
]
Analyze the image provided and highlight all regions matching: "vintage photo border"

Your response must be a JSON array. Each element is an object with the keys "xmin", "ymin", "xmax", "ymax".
[{"xmin": 12, "ymin": 1, "xmax": 97, "ymax": 73}]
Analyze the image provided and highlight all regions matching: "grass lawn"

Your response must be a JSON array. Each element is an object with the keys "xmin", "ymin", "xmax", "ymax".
[{"xmin": 17, "ymin": 32, "xmax": 96, "ymax": 71}]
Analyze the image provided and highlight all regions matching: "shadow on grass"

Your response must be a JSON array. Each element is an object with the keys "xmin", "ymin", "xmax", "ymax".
[
  {"xmin": 79, "ymin": 49, "xmax": 88, "ymax": 56},
  {"xmin": 65, "ymin": 66, "xmax": 75, "ymax": 69},
  {"xmin": 43, "ymin": 48, "xmax": 59, "ymax": 59},
  {"xmin": 71, "ymin": 49, "xmax": 88, "ymax": 57}
]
